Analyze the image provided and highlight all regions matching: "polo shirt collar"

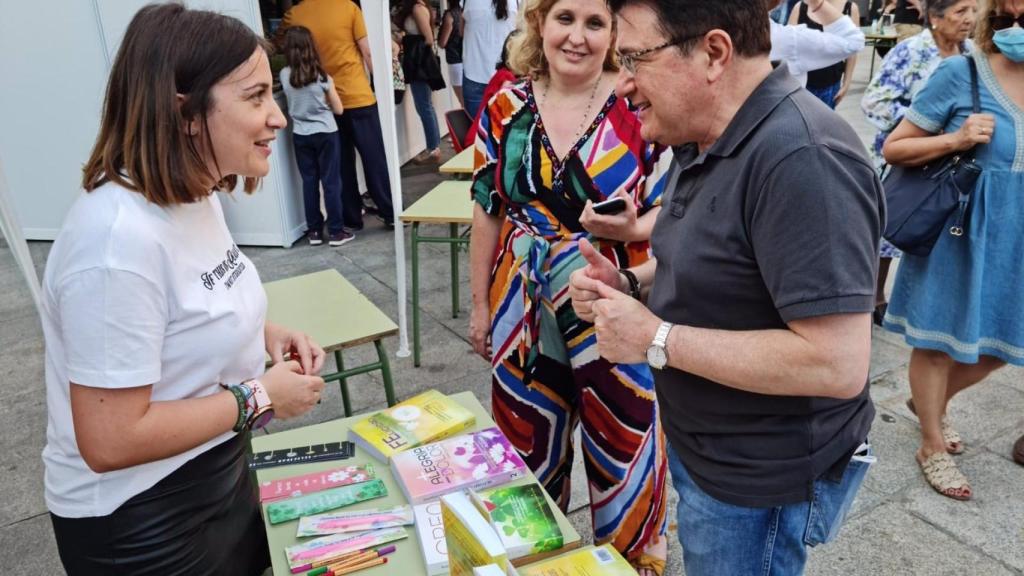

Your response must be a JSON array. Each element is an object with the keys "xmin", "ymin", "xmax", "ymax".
[{"xmin": 706, "ymin": 62, "xmax": 802, "ymax": 159}]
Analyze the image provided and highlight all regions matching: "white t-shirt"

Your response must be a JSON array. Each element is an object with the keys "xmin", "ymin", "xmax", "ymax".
[
  {"xmin": 40, "ymin": 182, "xmax": 267, "ymax": 518},
  {"xmin": 769, "ymin": 17, "xmax": 865, "ymax": 86},
  {"xmin": 462, "ymin": 0, "xmax": 519, "ymax": 84}
]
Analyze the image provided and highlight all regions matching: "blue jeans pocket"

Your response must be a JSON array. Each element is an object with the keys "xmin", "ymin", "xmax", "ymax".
[{"xmin": 803, "ymin": 445, "xmax": 873, "ymax": 547}]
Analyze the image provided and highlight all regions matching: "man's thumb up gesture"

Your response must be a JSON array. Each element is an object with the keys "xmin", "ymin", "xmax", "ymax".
[{"xmin": 570, "ymin": 239, "xmax": 623, "ymax": 322}]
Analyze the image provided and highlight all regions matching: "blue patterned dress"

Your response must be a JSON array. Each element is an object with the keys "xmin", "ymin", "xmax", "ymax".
[
  {"xmin": 883, "ymin": 53, "xmax": 1024, "ymax": 365},
  {"xmin": 860, "ymin": 29, "xmax": 972, "ymax": 258}
]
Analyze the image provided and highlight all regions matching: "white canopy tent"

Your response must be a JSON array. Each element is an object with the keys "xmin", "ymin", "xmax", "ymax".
[
  {"xmin": 0, "ymin": 156, "xmax": 42, "ymax": 315},
  {"xmin": 0, "ymin": 0, "xmax": 446, "ymax": 358},
  {"xmin": 363, "ymin": 0, "xmax": 411, "ymax": 357}
]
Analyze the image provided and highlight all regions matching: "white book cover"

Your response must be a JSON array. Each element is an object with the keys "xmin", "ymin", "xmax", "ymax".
[{"xmin": 413, "ymin": 502, "xmax": 448, "ymax": 576}]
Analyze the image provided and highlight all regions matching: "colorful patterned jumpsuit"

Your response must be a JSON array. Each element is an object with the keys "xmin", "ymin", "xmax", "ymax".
[{"xmin": 471, "ymin": 79, "xmax": 671, "ymax": 570}]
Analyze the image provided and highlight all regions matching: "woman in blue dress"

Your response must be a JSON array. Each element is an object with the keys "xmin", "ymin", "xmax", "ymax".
[{"xmin": 882, "ymin": 0, "xmax": 1024, "ymax": 500}]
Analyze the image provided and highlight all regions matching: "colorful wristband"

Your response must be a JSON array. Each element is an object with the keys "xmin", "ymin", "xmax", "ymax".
[
  {"xmin": 222, "ymin": 381, "xmax": 256, "ymax": 432},
  {"xmin": 224, "ymin": 385, "xmax": 248, "ymax": 432}
]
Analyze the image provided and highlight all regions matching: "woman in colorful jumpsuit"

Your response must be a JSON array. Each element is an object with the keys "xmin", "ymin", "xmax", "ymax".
[{"xmin": 467, "ymin": 0, "xmax": 671, "ymax": 573}]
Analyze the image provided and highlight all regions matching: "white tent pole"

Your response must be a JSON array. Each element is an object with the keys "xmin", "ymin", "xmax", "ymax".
[
  {"xmin": 0, "ymin": 156, "xmax": 42, "ymax": 315},
  {"xmin": 367, "ymin": 1, "xmax": 411, "ymax": 358}
]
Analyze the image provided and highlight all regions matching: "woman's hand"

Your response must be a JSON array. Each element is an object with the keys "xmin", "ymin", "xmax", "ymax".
[
  {"xmin": 569, "ymin": 239, "xmax": 625, "ymax": 323},
  {"xmin": 261, "ymin": 360, "xmax": 325, "ymax": 419},
  {"xmin": 265, "ymin": 322, "xmax": 325, "ymax": 376},
  {"xmin": 579, "ymin": 191, "xmax": 641, "ymax": 243},
  {"xmin": 469, "ymin": 303, "xmax": 492, "ymax": 361},
  {"xmin": 955, "ymin": 113, "xmax": 996, "ymax": 150}
]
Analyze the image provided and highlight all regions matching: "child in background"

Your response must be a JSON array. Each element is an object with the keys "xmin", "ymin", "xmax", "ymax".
[{"xmin": 281, "ymin": 26, "xmax": 353, "ymax": 247}]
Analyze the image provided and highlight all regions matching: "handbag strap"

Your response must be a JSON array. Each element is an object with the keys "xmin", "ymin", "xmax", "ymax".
[
  {"xmin": 963, "ymin": 55, "xmax": 981, "ymax": 160},
  {"xmin": 968, "ymin": 55, "xmax": 980, "ymax": 115}
]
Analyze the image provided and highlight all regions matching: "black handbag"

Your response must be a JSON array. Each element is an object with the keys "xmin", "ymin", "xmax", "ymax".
[
  {"xmin": 401, "ymin": 35, "xmax": 447, "ymax": 92},
  {"xmin": 881, "ymin": 56, "xmax": 982, "ymax": 257}
]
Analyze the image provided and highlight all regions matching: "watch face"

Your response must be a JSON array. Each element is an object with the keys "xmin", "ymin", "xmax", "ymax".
[
  {"xmin": 646, "ymin": 344, "xmax": 667, "ymax": 369},
  {"xmin": 250, "ymin": 408, "xmax": 275, "ymax": 430}
]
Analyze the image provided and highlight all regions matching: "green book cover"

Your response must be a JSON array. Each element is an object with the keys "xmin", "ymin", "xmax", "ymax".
[
  {"xmin": 472, "ymin": 484, "xmax": 563, "ymax": 559},
  {"xmin": 266, "ymin": 478, "xmax": 388, "ymax": 524}
]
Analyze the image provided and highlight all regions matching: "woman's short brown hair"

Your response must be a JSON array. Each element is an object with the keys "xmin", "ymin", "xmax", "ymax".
[
  {"xmin": 507, "ymin": 0, "xmax": 619, "ymax": 79},
  {"xmin": 82, "ymin": 3, "xmax": 269, "ymax": 205},
  {"xmin": 974, "ymin": 0, "xmax": 1006, "ymax": 55}
]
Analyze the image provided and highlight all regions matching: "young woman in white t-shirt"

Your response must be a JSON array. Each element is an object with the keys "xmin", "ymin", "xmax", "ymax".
[{"xmin": 40, "ymin": 5, "xmax": 327, "ymax": 574}]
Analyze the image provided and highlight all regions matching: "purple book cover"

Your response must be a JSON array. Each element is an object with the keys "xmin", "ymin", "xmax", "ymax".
[{"xmin": 391, "ymin": 427, "xmax": 528, "ymax": 504}]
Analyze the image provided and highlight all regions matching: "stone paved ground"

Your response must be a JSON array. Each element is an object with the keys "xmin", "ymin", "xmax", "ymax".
[{"xmin": 1, "ymin": 46, "xmax": 1021, "ymax": 575}]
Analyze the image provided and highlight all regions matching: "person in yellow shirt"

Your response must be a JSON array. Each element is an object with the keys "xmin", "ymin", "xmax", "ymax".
[{"xmin": 282, "ymin": 0, "xmax": 397, "ymax": 228}]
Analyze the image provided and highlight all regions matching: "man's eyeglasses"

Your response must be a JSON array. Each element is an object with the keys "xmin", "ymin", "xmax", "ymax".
[
  {"xmin": 616, "ymin": 41, "xmax": 678, "ymax": 75},
  {"xmin": 989, "ymin": 13, "xmax": 1024, "ymax": 30},
  {"xmin": 616, "ymin": 31, "xmax": 706, "ymax": 75}
]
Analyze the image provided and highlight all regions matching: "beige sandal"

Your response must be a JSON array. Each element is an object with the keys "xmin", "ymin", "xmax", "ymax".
[
  {"xmin": 906, "ymin": 398, "xmax": 964, "ymax": 454},
  {"xmin": 630, "ymin": 536, "xmax": 666, "ymax": 576},
  {"xmin": 918, "ymin": 451, "xmax": 972, "ymax": 500}
]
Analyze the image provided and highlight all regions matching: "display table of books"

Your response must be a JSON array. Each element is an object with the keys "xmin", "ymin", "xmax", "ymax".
[{"xmin": 252, "ymin": 391, "xmax": 593, "ymax": 576}]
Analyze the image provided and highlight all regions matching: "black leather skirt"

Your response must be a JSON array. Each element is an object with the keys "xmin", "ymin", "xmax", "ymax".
[{"xmin": 51, "ymin": 432, "xmax": 270, "ymax": 576}]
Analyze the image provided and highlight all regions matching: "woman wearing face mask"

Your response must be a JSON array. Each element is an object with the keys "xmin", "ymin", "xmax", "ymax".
[
  {"xmin": 882, "ymin": 0, "xmax": 1024, "ymax": 501},
  {"xmin": 467, "ymin": 0, "xmax": 671, "ymax": 572},
  {"xmin": 41, "ymin": 5, "xmax": 326, "ymax": 574}
]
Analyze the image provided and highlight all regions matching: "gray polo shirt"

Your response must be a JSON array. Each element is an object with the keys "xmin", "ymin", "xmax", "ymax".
[{"xmin": 647, "ymin": 63, "xmax": 882, "ymax": 508}]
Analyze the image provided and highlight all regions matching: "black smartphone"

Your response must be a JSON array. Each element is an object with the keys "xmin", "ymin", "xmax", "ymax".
[{"xmin": 592, "ymin": 197, "xmax": 627, "ymax": 215}]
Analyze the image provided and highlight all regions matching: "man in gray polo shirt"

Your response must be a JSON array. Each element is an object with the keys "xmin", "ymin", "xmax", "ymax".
[{"xmin": 568, "ymin": 1, "xmax": 883, "ymax": 574}]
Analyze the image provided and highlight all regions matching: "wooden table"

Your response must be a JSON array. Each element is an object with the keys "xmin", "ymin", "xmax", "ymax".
[
  {"xmin": 253, "ymin": 391, "xmax": 582, "ymax": 576},
  {"xmin": 438, "ymin": 146, "xmax": 474, "ymax": 178},
  {"xmin": 861, "ymin": 26, "xmax": 898, "ymax": 80},
  {"xmin": 399, "ymin": 181, "xmax": 474, "ymax": 367},
  {"xmin": 264, "ymin": 269, "xmax": 399, "ymax": 415}
]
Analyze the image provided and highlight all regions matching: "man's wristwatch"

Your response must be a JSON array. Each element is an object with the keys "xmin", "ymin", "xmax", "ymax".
[
  {"xmin": 646, "ymin": 321, "xmax": 674, "ymax": 370},
  {"xmin": 245, "ymin": 379, "xmax": 275, "ymax": 430}
]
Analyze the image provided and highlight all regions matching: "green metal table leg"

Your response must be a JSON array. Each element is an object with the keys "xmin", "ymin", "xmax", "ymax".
[
  {"xmin": 335, "ymin": 350, "xmax": 352, "ymax": 417},
  {"xmin": 450, "ymin": 223, "xmax": 459, "ymax": 319},
  {"xmin": 412, "ymin": 222, "xmax": 422, "ymax": 367},
  {"xmin": 375, "ymin": 340, "xmax": 396, "ymax": 406}
]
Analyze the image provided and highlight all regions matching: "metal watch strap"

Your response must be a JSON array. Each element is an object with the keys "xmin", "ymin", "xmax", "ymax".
[
  {"xmin": 620, "ymin": 268, "xmax": 641, "ymax": 300},
  {"xmin": 653, "ymin": 321, "xmax": 673, "ymax": 347}
]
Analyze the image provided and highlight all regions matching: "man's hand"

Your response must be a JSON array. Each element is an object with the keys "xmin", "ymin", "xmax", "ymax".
[
  {"xmin": 591, "ymin": 281, "xmax": 660, "ymax": 364},
  {"xmin": 569, "ymin": 239, "xmax": 623, "ymax": 322},
  {"xmin": 906, "ymin": 0, "xmax": 923, "ymax": 14},
  {"xmin": 265, "ymin": 322, "xmax": 325, "ymax": 376}
]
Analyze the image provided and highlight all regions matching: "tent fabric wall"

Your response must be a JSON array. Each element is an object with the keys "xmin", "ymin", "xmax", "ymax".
[
  {"xmin": 363, "ymin": 0, "xmax": 412, "ymax": 357},
  {"xmin": 0, "ymin": 157, "xmax": 42, "ymax": 314}
]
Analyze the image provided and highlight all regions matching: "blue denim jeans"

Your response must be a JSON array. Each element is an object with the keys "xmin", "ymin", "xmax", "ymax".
[
  {"xmin": 409, "ymin": 81, "xmax": 440, "ymax": 151},
  {"xmin": 462, "ymin": 75, "xmax": 488, "ymax": 120},
  {"xmin": 669, "ymin": 444, "xmax": 872, "ymax": 576},
  {"xmin": 292, "ymin": 131, "xmax": 344, "ymax": 235}
]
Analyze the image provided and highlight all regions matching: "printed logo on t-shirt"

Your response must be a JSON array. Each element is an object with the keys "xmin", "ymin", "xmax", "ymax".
[{"xmin": 200, "ymin": 244, "xmax": 248, "ymax": 290}]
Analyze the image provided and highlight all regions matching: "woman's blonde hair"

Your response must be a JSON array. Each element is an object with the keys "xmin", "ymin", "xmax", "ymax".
[
  {"xmin": 974, "ymin": 0, "xmax": 1004, "ymax": 55},
  {"xmin": 507, "ymin": 0, "xmax": 619, "ymax": 78}
]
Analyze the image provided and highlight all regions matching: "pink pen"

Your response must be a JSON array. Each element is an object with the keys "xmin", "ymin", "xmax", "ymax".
[{"xmin": 290, "ymin": 545, "xmax": 398, "ymax": 574}]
